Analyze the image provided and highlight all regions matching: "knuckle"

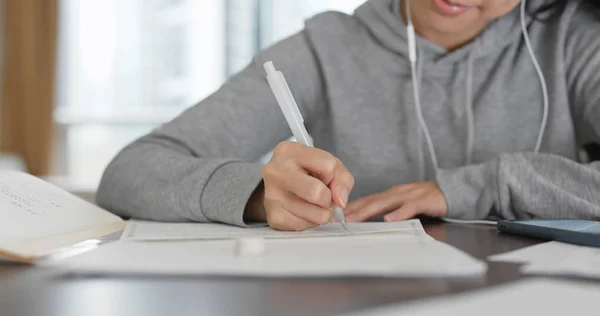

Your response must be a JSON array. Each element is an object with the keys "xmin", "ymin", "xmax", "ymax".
[
  {"xmin": 315, "ymin": 210, "xmax": 331, "ymax": 225},
  {"xmin": 322, "ymin": 153, "xmax": 338, "ymax": 174},
  {"xmin": 410, "ymin": 201, "xmax": 421, "ymax": 210},
  {"xmin": 263, "ymin": 158, "xmax": 297, "ymax": 180},
  {"xmin": 280, "ymin": 157, "xmax": 297, "ymax": 172},
  {"xmin": 274, "ymin": 141, "xmax": 296, "ymax": 157},
  {"xmin": 308, "ymin": 184, "xmax": 330, "ymax": 206},
  {"xmin": 366, "ymin": 200, "xmax": 385, "ymax": 214}
]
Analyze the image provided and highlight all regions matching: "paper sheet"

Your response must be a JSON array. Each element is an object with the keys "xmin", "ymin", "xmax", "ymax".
[
  {"xmin": 488, "ymin": 241, "xmax": 600, "ymax": 279},
  {"xmin": 121, "ymin": 219, "xmax": 427, "ymax": 241},
  {"xmin": 521, "ymin": 245, "xmax": 600, "ymax": 279},
  {"xmin": 340, "ymin": 279, "xmax": 600, "ymax": 316},
  {"xmin": 487, "ymin": 241, "xmax": 579, "ymax": 263},
  {"xmin": 50, "ymin": 231, "xmax": 487, "ymax": 277}
]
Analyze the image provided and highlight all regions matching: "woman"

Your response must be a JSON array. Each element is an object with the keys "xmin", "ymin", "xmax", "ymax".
[{"xmin": 97, "ymin": 0, "xmax": 600, "ymax": 231}]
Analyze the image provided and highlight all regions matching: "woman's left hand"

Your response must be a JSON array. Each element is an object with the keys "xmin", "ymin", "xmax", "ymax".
[{"xmin": 344, "ymin": 181, "xmax": 448, "ymax": 222}]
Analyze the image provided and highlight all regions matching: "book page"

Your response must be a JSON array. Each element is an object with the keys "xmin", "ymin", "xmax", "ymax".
[
  {"xmin": 0, "ymin": 171, "xmax": 123, "ymax": 251},
  {"xmin": 121, "ymin": 219, "xmax": 429, "ymax": 241}
]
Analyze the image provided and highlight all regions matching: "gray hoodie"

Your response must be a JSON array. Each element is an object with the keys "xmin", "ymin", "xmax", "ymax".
[{"xmin": 97, "ymin": 0, "xmax": 600, "ymax": 225}]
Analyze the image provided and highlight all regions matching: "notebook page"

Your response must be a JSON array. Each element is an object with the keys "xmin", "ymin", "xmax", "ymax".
[{"xmin": 0, "ymin": 171, "xmax": 123, "ymax": 252}]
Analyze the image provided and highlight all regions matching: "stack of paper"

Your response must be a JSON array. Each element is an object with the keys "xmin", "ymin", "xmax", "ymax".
[
  {"xmin": 489, "ymin": 241, "xmax": 600, "ymax": 279},
  {"xmin": 120, "ymin": 219, "xmax": 428, "ymax": 241},
  {"xmin": 340, "ymin": 279, "xmax": 600, "ymax": 316},
  {"xmin": 49, "ymin": 220, "xmax": 488, "ymax": 278}
]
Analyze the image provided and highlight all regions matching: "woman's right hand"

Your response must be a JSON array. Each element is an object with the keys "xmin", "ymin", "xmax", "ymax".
[{"xmin": 246, "ymin": 141, "xmax": 355, "ymax": 231}]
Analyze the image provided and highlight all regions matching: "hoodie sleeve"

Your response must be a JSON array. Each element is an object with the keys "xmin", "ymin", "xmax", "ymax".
[
  {"xmin": 96, "ymin": 31, "xmax": 325, "ymax": 226},
  {"xmin": 436, "ymin": 5, "xmax": 600, "ymax": 221},
  {"xmin": 437, "ymin": 154, "xmax": 600, "ymax": 221}
]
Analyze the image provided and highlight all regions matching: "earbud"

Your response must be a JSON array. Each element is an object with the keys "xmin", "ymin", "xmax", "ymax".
[
  {"xmin": 406, "ymin": 0, "xmax": 417, "ymax": 64},
  {"xmin": 406, "ymin": 0, "xmax": 439, "ymax": 171}
]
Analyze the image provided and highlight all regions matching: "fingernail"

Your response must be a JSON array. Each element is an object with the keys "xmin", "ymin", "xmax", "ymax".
[{"xmin": 338, "ymin": 187, "xmax": 349, "ymax": 208}]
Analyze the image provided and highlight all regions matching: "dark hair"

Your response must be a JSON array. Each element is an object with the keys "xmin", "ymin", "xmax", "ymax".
[{"xmin": 531, "ymin": 0, "xmax": 600, "ymax": 20}]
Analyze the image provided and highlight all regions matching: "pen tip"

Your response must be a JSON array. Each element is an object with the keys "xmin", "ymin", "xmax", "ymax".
[{"xmin": 341, "ymin": 221, "xmax": 349, "ymax": 232}]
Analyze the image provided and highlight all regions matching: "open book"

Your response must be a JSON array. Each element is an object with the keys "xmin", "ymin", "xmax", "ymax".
[{"xmin": 0, "ymin": 171, "xmax": 125, "ymax": 263}]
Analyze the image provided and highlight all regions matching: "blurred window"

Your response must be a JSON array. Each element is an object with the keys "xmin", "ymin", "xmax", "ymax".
[{"xmin": 55, "ymin": 0, "xmax": 365, "ymax": 187}]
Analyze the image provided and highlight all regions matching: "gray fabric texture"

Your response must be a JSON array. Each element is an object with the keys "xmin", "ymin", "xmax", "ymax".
[{"xmin": 97, "ymin": 0, "xmax": 600, "ymax": 225}]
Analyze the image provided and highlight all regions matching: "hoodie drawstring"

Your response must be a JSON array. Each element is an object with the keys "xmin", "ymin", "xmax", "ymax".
[
  {"xmin": 464, "ymin": 47, "xmax": 477, "ymax": 165},
  {"xmin": 413, "ymin": 44, "xmax": 478, "ymax": 171}
]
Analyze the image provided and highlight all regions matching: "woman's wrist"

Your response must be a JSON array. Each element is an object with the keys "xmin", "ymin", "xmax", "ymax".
[{"xmin": 244, "ymin": 181, "xmax": 267, "ymax": 222}]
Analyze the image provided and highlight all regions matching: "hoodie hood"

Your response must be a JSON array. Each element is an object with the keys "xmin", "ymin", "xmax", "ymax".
[
  {"xmin": 354, "ymin": 0, "xmax": 553, "ymax": 169},
  {"xmin": 353, "ymin": 0, "xmax": 546, "ymax": 64}
]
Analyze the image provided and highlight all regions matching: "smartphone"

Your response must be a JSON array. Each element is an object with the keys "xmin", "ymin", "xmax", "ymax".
[{"xmin": 497, "ymin": 219, "xmax": 600, "ymax": 248}]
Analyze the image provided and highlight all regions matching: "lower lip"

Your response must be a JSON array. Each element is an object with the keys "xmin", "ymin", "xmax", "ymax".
[{"xmin": 432, "ymin": 0, "xmax": 473, "ymax": 16}]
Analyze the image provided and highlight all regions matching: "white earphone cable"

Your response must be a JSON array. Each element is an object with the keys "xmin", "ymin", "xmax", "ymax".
[
  {"xmin": 405, "ymin": 0, "xmax": 548, "ymax": 225},
  {"xmin": 521, "ymin": 0, "xmax": 549, "ymax": 152},
  {"xmin": 440, "ymin": 217, "xmax": 498, "ymax": 226},
  {"xmin": 407, "ymin": 0, "xmax": 439, "ymax": 172}
]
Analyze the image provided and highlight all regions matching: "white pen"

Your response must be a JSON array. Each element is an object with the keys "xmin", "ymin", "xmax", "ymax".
[{"xmin": 264, "ymin": 61, "xmax": 348, "ymax": 231}]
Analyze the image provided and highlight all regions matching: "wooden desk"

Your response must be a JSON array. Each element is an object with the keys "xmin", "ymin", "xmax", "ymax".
[{"xmin": 0, "ymin": 222, "xmax": 582, "ymax": 316}]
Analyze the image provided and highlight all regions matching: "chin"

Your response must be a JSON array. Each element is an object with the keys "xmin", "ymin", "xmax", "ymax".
[
  {"xmin": 425, "ymin": 13, "xmax": 483, "ymax": 36},
  {"xmin": 425, "ymin": 22, "xmax": 469, "ymax": 36}
]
